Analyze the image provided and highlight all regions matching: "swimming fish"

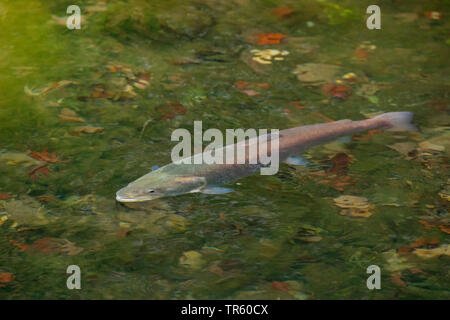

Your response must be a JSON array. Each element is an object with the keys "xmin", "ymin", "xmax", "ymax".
[{"xmin": 116, "ymin": 112, "xmax": 416, "ymax": 202}]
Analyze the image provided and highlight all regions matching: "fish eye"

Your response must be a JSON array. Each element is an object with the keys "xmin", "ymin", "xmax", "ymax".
[{"xmin": 148, "ymin": 190, "xmax": 156, "ymax": 194}]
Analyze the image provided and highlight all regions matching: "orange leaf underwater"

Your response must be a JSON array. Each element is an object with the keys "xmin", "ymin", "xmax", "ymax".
[
  {"xmin": 354, "ymin": 49, "xmax": 369, "ymax": 60},
  {"xmin": 73, "ymin": 126, "xmax": 104, "ymax": 134},
  {"xmin": 0, "ymin": 192, "xmax": 13, "ymax": 200},
  {"xmin": 326, "ymin": 153, "xmax": 353, "ymax": 175},
  {"xmin": 307, "ymin": 154, "xmax": 357, "ymax": 191},
  {"xmin": 322, "ymin": 83, "xmax": 352, "ymax": 99},
  {"xmin": 59, "ymin": 108, "xmax": 86, "ymax": 122},
  {"xmin": 272, "ymin": 8, "xmax": 293, "ymax": 19},
  {"xmin": 0, "ymin": 272, "xmax": 14, "ymax": 284},
  {"xmin": 397, "ymin": 238, "xmax": 440, "ymax": 255}
]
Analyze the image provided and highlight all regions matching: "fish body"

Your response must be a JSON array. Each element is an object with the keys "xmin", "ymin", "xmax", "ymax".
[{"xmin": 116, "ymin": 112, "xmax": 415, "ymax": 202}]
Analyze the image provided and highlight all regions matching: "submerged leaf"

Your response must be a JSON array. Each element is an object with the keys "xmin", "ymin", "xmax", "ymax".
[
  {"xmin": 28, "ymin": 164, "xmax": 50, "ymax": 180},
  {"xmin": 0, "ymin": 151, "xmax": 44, "ymax": 167},
  {"xmin": 333, "ymin": 195, "xmax": 375, "ymax": 218},
  {"xmin": 179, "ymin": 250, "xmax": 206, "ymax": 270},
  {"xmin": 394, "ymin": 13, "xmax": 419, "ymax": 23},
  {"xmin": 326, "ymin": 153, "xmax": 353, "ymax": 174},
  {"xmin": 24, "ymin": 80, "xmax": 78, "ymax": 97},
  {"xmin": 354, "ymin": 49, "xmax": 369, "ymax": 60},
  {"xmin": 413, "ymin": 244, "xmax": 449, "ymax": 258},
  {"xmin": 248, "ymin": 32, "xmax": 287, "ymax": 45},
  {"xmin": 234, "ymin": 81, "xmax": 249, "ymax": 89},
  {"xmin": 293, "ymin": 63, "xmax": 341, "ymax": 85},
  {"xmin": 250, "ymin": 49, "xmax": 288, "ymax": 64},
  {"xmin": 391, "ymin": 272, "xmax": 407, "ymax": 287},
  {"xmin": 28, "ymin": 149, "xmax": 66, "ymax": 163},
  {"xmin": 334, "ymin": 195, "xmax": 369, "ymax": 208},
  {"xmin": 156, "ymin": 103, "xmax": 186, "ymax": 120},
  {"xmin": 32, "ymin": 238, "xmax": 83, "ymax": 255},
  {"xmin": 11, "ymin": 238, "xmax": 83, "ymax": 255},
  {"xmin": 3, "ymin": 197, "xmax": 51, "ymax": 226},
  {"xmin": 418, "ymin": 141, "xmax": 445, "ymax": 152},
  {"xmin": 321, "ymin": 84, "xmax": 352, "ymax": 99},
  {"xmin": 272, "ymin": 8, "xmax": 293, "ymax": 19},
  {"xmin": 424, "ymin": 11, "xmax": 441, "ymax": 20},
  {"xmin": 387, "ymin": 142, "xmax": 417, "ymax": 156},
  {"xmin": 170, "ymin": 57, "xmax": 202, "ymax": 65},
  {"xmin": 339, "ymin": 206, "xmax": 375, "ymax": 218},
  {"xmin": 241, "ymin": 90, "xmax": 260, "ymax": 96}
]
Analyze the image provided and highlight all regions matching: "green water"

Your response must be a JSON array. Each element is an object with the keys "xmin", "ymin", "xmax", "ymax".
[{"xmin": 0, "ymin": 0, "xmax": 449, "ymax": 299}]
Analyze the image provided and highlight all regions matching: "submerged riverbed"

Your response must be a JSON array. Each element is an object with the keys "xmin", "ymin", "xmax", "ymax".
[{"xmin": 0, "ymin": 0, "xmax": 449, "ymax": 299}]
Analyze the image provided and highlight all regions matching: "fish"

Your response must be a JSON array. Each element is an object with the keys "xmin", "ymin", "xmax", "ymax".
[{"xmin": 116, "ymin": 112, "xmax": 416, "ymax": 202}]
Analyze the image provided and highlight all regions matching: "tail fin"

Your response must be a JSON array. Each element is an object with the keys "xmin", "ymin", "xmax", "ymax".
[{"xmin": 373, "ymin": 112, "xmax": 417, "ymax": 131}]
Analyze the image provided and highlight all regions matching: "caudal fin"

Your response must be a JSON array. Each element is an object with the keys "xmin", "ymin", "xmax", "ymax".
[{"xmin": 373, "ymin": 112, "xmax": 417, "ymax": 131}]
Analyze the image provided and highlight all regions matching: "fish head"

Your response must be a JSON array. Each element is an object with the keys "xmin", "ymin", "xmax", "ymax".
[{"xmin": 116, "ymin": 171, "xmax": 207, "ymax": 202}]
